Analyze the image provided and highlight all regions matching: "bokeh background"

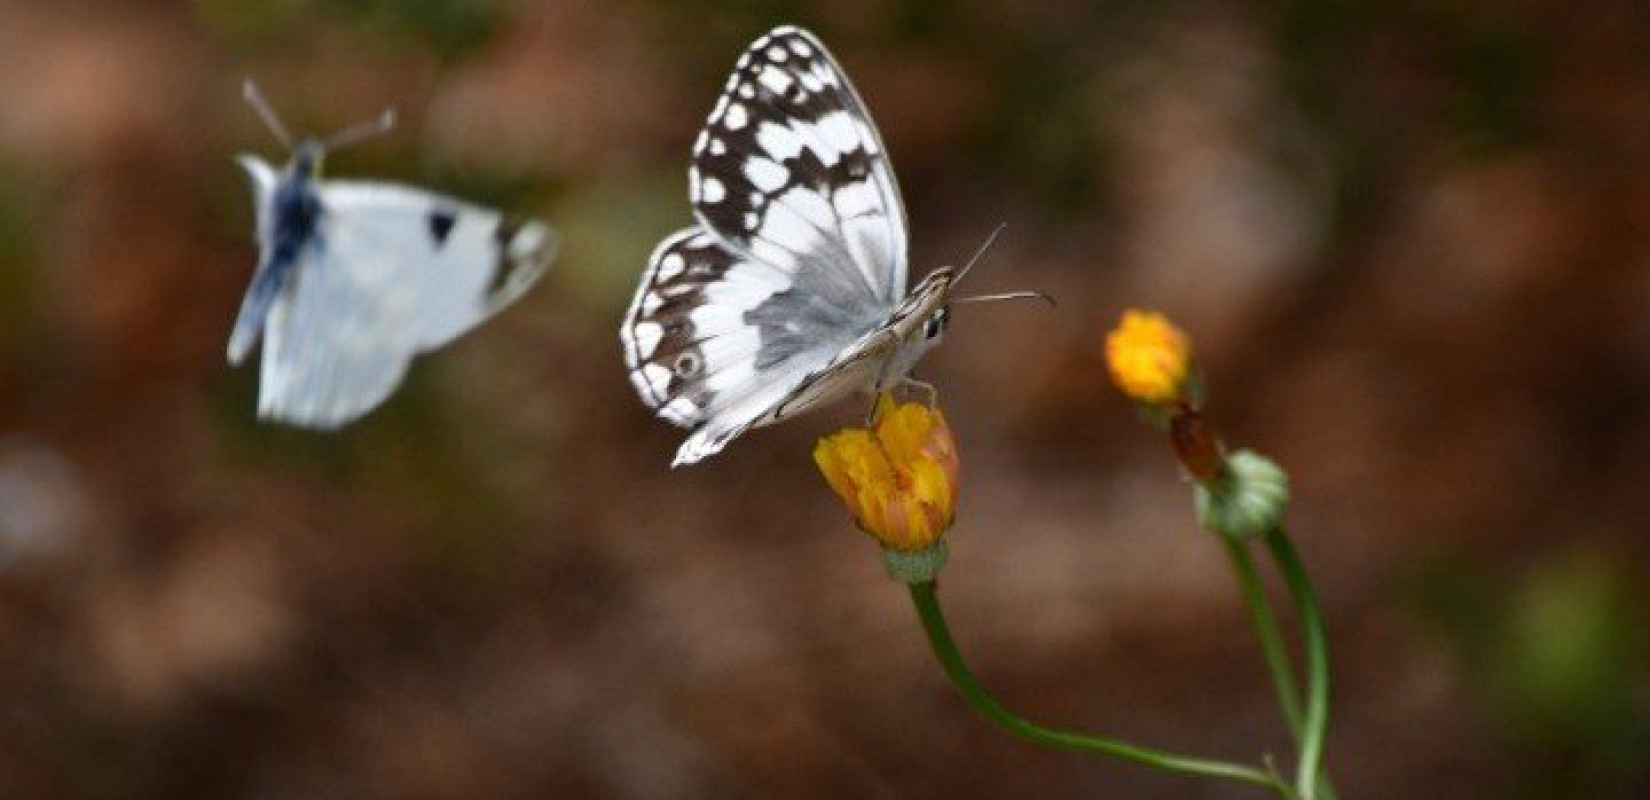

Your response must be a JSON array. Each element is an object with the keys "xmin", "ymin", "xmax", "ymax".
[{"xmin": 2, "ymin": 0, "xmax": 1648, "ymax": 798}]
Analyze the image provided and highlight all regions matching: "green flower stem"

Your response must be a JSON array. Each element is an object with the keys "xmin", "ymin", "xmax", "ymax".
[
  {"xmin": 908, "ymin": 580, "xmax": 1295, "ymax": 797},
  {"xmin": 1223, "ymin": 535, "xmax": 1340, "ymax": 800},
  {"xmin": 1261, "ymin": 527, "xmax": 1331, "ymax": 800},
  {"xmin": 1221, "ymin": 535, "xmax": 1304, "ymax": 738}
]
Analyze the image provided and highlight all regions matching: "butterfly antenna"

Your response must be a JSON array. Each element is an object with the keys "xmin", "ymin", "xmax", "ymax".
[
  {"xmin": 951, "ymin": 223, "xmax": 1056, "ymax": 307},
  {"xmin": 243, "ymin": 79, "xmax": 293, "ymax": 149},
  {"xmin": 955, "ymin": 222, "xmax": 1008, "ymax": 284},
  {"xmin": 953, "ymin": 290, "xmax": 1057, "ymax": 307},
  {"xmin": 323, "ymin": 108, "xmax": 397, "ymax": 151}
]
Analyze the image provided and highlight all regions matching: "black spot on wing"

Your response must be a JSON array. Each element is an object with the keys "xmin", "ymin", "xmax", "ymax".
[{"xmin": 427, "ymin": 207, "xmax": 458, "ymax": 246}]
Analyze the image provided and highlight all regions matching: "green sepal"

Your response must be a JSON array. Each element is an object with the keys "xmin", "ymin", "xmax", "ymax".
[
  {"xmin": 883, "ymin": 540, "xmax": 950, "ymax": 583},
  {"xmin": 1195, "ymin": 450, "xmax": 1289, "ymax": 539}
]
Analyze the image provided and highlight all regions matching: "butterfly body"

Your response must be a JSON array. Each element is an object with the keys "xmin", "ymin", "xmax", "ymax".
[
  {"xmin": 230, "ymin": 125, "xmax": 554, "ymax": 429},
  {"xmin": 229, "ymin": 142, "xmax": 323, "ymax": 364},
  {"xmin": 264, "ymin": 143, "xmax": 323, "ymax": 272},
  {"xmin": 622, "ymin": 26, "xmax": 954, "ymax": 466},
  {"xmin": 869, "ymin": 268, "xmax": 953, "ymax": 387}
]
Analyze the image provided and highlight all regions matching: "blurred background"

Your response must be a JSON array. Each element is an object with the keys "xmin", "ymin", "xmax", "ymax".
[{"xmin": 1, "ymin": 0, "xmax": 1648, "ymax": 797}]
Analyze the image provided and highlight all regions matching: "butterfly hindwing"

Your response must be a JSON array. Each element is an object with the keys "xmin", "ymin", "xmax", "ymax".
[{"xmin": 623, "ymin": 227, "xmax": 749, "ymax": 428}]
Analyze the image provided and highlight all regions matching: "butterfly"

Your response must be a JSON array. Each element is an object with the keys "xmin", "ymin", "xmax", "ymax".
[
  {"xmin": 620, "ymin": 26, "xmax": 1042, "ymax": 466},
  {"xmin": 229, "ymin": 81, "xmax": 556, "ymax": 429}
]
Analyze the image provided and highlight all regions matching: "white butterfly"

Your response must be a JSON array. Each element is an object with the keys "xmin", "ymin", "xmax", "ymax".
[
  {"xmin": 620, "ymin": 26, "xmax": 1039, "ymax": 466},
  {"xmin": 230, "ymin": 81, "xmax": 556, "ymax": 428}
]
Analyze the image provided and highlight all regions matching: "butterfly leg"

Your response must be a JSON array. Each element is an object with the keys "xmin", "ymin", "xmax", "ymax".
[
  {"xmin": 845, "ymin": 329, "xmax": 904, "ymax": 425},
  {"xmin": 861, "ymin": 378, "xmax": 935, "ymax": 424},
  {"xmin": 898, "ymin": 378, "xmax": 939, "ymax": 408}
]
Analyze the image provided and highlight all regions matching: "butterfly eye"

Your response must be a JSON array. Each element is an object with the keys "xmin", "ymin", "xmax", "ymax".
[
  {"xmin": 673, "ymin": 351, "xmax": 702, "ymax": 377},
  {"xmin": 924, "ymin": 307, "xmax": 950, "ymax": 340}
]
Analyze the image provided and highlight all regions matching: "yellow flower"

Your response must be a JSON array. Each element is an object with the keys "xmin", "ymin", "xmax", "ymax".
[
  {"xmin": 813, "ymin": 394, "xmax": 960, "ymax": 555},
  {"xmin": 1105, "ymin": 309, "xmax": 1193, "ymax": 404}
]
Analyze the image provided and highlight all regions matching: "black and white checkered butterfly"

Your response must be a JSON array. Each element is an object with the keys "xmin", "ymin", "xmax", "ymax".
[
  {"xmin": 230, "ymin": 82, "xmax": 556, "ymax": 429},
  {"xmin": 621, "ymin": 26, "xmax": 959, "ymax": 466}
]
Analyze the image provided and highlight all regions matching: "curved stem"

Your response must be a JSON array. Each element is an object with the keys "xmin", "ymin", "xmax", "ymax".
[
  {"xmin": 1221, "ymin": 536, "xmax": 1304, "ymax": 739},
  {"xmin": 908, "ymin": 580, "xmax": 1295, "ymax": 797},
  {"xmin": 1223, "ymin": 535, "xmax": 1341, "ymax": 800},
  {"xmin": 1262, "ymin": 528, "xmax": 1331, "ymax": 800}
]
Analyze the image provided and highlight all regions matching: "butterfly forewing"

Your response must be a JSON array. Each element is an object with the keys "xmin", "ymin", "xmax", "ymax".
[
  {"xmin": 689, "ymin": 26, "xmax": 908, "ymax": 307},
  {"xmin": 318, "ymin": 182, "xmax": 554, "ymax": 348}
]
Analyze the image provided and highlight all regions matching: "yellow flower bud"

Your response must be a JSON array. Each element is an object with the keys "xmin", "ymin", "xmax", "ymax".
[
  {"xmin": 813, "ymin": 395, "xmax": 960, "ymax": 566},
  {"xmin": 1105, "ymin": 310, "xmax": 1193, "ymax": 405}
]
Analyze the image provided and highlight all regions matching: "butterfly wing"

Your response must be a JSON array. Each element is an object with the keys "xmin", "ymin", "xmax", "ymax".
[
  {"xmin": 227, "ymin": 156, "xmax": 285, "ymax": 364},
  {"xmin": 623, "ymin": 227, "xmax": 886, "ymax": 465},
  {"xmin": 254, "ymin": 175, "xmax": 555, "ymax": 428},
  {"xmin": 690, "ymin": 25, "xmax": 908, "ymax": 307},
  {"xmin": 314, "ymin": 180, "xmax": 554, "ymax": 348},
  {"xmin": 622, "ymin": 26, "xmax": 911, "ymax": 465}
]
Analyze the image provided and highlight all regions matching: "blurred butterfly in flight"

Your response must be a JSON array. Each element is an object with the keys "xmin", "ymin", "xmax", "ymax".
[
  {"xmin": 620, "ymin": 26, "xmax": 1048, "ymax": 466},
  {"xmin": 230, "ymin": 80, "xmax": 556, "ymax": 428}
]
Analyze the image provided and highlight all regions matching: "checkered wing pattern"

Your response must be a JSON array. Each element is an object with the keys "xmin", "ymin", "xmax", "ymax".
[
  {"xmin": 690, "ymin": 26, "xmax": 908, "ymax": 306},
  {"xmin": 622, "ymin": 26, "xmax": 914, "ymax": 466}
]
